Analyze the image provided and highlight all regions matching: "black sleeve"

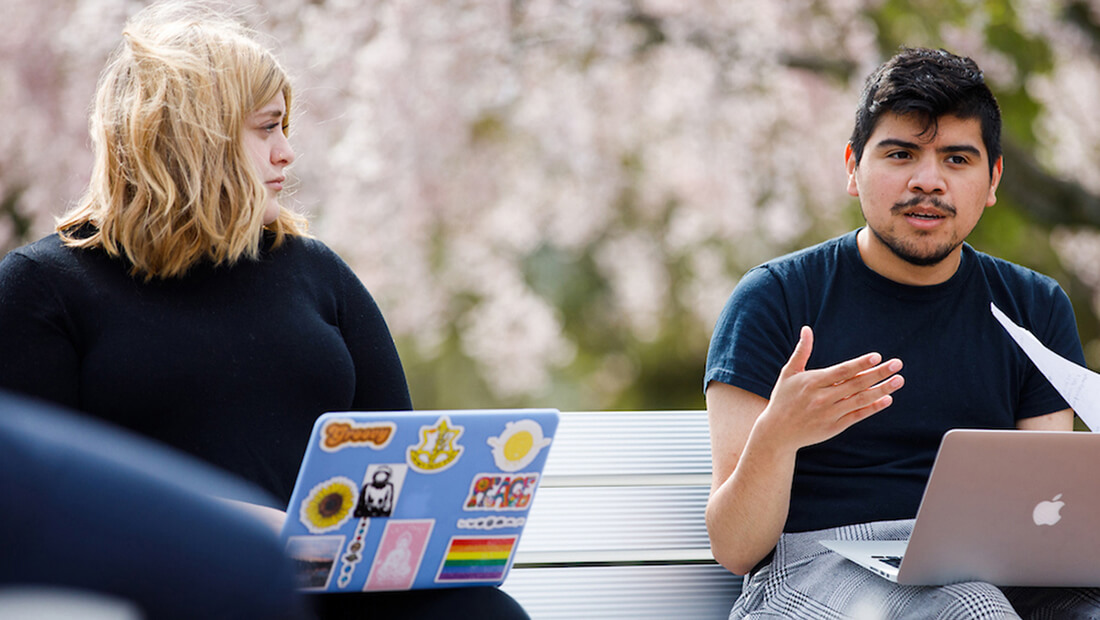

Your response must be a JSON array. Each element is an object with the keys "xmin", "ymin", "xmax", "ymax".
[
  {"xmin": 333, "ymin": 258, "xmax": 413, "ymax": 411},
  {"xmin": 0, "ymin": 251, "xmax": 81, "ymax": 408}
]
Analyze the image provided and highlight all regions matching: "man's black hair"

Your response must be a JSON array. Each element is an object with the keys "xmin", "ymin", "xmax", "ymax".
[{"xmin": 849, "ymin": 47, "xmax": 1002, "ymax": 176}]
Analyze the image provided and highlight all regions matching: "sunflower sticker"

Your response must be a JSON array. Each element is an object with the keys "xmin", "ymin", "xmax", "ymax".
[{"xmin": 300, "ymin": 476, "xmax": 358, "ymax": 533}]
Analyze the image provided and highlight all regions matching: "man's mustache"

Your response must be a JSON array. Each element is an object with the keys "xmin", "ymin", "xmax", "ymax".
[{"xmin": 891, "ymin": 195, "xmax": 956, "ymax": 216}]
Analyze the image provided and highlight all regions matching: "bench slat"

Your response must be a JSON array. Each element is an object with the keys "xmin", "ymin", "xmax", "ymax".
[
  {"xmin": 517, "ymin": 485, "xmax": 712, "ymax": 556},
  {"xmin": 504, "ymin": 410, "xmax": 742, "ymax": 616},
  {"xmin": 539, "ymin": 473, "xmax": 712, "ymax": 488},
  {"xmin": 501, "ymin": 564, "xmax": 741, "ymax": 620},
  {"xmin": 542, "ymin": 410, "xmax": 712, "ymax": 477},
  {"xmin": 514, "ymin": 548, "xmax": 716, "ymax": 567}
]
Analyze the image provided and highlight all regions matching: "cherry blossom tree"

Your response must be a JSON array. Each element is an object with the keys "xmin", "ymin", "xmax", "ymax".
[{"xmin": 3, "ymin": 0, "xmax": 1099, "ymax": 410}]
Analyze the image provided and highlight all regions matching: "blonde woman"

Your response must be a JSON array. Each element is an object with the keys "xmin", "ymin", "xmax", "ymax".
[
  {"xmin": 0, "ymin": 3, "xmax": 527, "ymax": 618},
  {"xmin": 0, "ymin": 1, "xmax": 399, "ymax": 506}
]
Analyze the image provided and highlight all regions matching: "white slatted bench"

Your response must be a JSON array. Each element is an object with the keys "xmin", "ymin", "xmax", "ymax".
[{"xmin": 501, "ymin": 410, "xmax": 743, "ymax": 619}]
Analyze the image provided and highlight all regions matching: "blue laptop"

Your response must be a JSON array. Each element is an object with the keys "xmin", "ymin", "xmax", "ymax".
[{"xmin": 280, "ymin": 409, "xmax": 559, "ymax": 592}]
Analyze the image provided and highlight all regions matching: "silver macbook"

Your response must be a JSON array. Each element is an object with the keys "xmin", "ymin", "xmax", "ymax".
[{"xmin": 820, "ymin": 428, "xmax": 1100, "ymax": 586}]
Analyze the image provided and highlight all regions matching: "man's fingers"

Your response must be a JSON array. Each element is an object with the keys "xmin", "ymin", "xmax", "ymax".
[
  {"xmin": 818, "ymin": 351, "xmax": 886, "ymax": 387},
  {"xmin": 780, "ymin": 326, "xmax": 814, "ymax": 377},
  {"xmin": 827, "ymin": 374, "xmax": 904, "ymax": 432},
  {"xmin": 831, "ymin": 358, "xmax": 903, "ymax": 398},
  {"xmin": 837, "ymin": 389, "xmax": 899, "ymax": 429},
  {"xmin": 767, "ymin": 331, "xmax": 905, "ymax": 446}
]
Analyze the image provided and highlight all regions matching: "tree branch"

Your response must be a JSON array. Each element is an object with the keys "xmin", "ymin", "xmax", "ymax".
[{"xmin": 999, "ymin": 139, "xmax": 1100, "ymax": 228}]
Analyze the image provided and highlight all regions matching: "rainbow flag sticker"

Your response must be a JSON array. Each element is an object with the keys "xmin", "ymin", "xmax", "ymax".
[{"xmin": 435, "ymin": 535, "xmax": 518, "ymax": 583}]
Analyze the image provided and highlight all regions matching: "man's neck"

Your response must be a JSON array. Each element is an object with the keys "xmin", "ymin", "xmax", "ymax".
[{"xmin": 855, "ymin": 228, "xmax": 962, "ymax": 286}]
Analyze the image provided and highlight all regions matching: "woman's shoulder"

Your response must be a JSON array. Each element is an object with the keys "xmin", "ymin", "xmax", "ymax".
[
  {"xmin": 0, "ymin": 234, "xmax": 83, "ymax": 274},
  {"xmin": 0, "ymin": 234, "xmax": 98, "ymax": 300},
  {"xmin": 287, "ymin": 234, "xmax": 338, "ymax": 257},
  {"xmin": 4, "ymin": 233, "xmax": 66, "ymax": 259},
  {"xmin": 273, "ymin": 234, "xmax": 355, "ymax": 271},
  {"xmin": 265, "ymin": 234, "xmax": 373, "ymax": 294}
]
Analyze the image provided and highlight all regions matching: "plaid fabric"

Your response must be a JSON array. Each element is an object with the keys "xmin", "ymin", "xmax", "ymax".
[
  {"xmin": 1002, "ymin": 587, "xmax": 1100, "ymax": 620},
  {"xmin": 728, "ymin": 519, "xmax": 1100, "ymax": 620}
]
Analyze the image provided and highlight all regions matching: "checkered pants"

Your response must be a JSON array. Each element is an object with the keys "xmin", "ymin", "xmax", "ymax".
[{"xmin": 729, "ymin": 519, "xmax": 1100, "ymax": 619}]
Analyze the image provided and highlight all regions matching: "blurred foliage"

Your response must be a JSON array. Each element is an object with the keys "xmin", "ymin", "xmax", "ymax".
[
  {"xmin": 3, "ymin": 0, "xmax": 1100, "ymax": 417},
  {"xmin": 578, "ymin": 0, "xmax": 1100, "ymax": 411},
  {"xmin": 577, "ymin": 0, "xmax": 1100, "ymax": 411}
]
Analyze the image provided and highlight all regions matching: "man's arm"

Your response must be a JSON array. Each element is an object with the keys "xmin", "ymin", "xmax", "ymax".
[
  {"xmin": 705, "ymin": 382, "xmax": 794, "ymax": 575},
  {"xmin": 1017, "ymin": 409, "xmax": 1074, "ymax": 431},
  {"xmin": 705, "ymin": 326, "xmax": 904, "ymax": 575}
]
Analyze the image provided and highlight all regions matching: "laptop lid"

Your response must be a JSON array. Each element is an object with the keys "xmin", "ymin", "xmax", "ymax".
[
  {"xmin": 825, "ymin": 429, "xmax": 1100, "ymax": 587},
  {"xmin": 280, "ymin": 408, "xmax": 559, "ymax": 592},
  {"xmin": 898, "ymin": 428, "xmax": 1100, "ymax": 586}
]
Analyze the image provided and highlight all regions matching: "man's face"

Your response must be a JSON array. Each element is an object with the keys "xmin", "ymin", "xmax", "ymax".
[{"xmin": 846, "ymin": 112, "xmax": 1003, "ymax": 284}]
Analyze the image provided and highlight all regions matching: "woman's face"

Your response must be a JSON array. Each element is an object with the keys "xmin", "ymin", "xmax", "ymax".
[{"xmin": 242, "ymin": 92, "xmax": 294, "ymax": 225}]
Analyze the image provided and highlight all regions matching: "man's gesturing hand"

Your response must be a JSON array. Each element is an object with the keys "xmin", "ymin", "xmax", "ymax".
[{"xmin": 758, "ymin": 325, "xmax": 904, "ymax": 450}]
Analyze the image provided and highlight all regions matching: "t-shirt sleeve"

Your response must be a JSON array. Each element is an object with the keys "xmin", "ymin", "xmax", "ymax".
[
  {"xmin": 704, "ymin": 266, "xmax": 798, "ymax": 400},
  {"xmin": 1015, "ymin": 285, "xmax": 1085, "ymax": 421},
  {"xmin": 332, "ymin": 257, "xmax": 413, "ymax": 412},
  {"xmin": 0, "ymin": 252, "xmax": 81, "ymax": 408}
]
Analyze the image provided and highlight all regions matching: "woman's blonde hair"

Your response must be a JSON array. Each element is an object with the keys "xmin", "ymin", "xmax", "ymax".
[{"xmin": 58, "ymin": 1, "xmax": 308, "ymax": 280}]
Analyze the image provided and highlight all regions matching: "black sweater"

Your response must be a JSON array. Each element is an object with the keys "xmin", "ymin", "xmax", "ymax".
[{"xmin": 0, "ymin": 233, "xmax": 412, "ymax": 504}]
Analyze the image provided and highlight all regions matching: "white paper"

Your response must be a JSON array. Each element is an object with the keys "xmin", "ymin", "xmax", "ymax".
[{"xmin": 991, "ymin": 302, "xmax": 1099, "ymax": 431}]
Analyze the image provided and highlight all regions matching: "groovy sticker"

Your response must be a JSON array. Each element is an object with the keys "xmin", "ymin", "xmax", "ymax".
[
  {"xmin": 299, "ymin": 476, "xmax": 358, "ymax": 534},
  {"xmin": 463, "ymin": 472, "xmax": 539, "ymax": 511},
  {"xmin": 487, "ymin": 419, "xmax": 551, "ymax": 472},
  {"xmin": 435, "ymin": 535, "xmax": 517, "ymax": 583},
  {"xmin": 407, "ymin": 416, "xmax": 464, "ymax": 473},
  {"xmin": 364, "ymin": 520, "xmax": 434, "ymax": 591},
  {"xmin": 321, "ymin": 419, "xmax": 396, "ymax": 452}
]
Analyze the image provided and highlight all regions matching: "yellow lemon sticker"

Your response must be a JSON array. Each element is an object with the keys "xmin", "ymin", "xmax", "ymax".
[{"xmin": 487, "ymin": 420, "xmax": 551, "ymax": 472}]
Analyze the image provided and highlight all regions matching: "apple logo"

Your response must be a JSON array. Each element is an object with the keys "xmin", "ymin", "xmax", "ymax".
[{"xmin": 1032, "ymin": 493, "xmax": 1065, "ymax": 526}]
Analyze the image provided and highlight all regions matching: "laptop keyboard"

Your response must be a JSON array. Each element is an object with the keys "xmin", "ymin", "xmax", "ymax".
[{"xmin": 872, "ymin": 555, "xmax": 903, "ymax": 568}]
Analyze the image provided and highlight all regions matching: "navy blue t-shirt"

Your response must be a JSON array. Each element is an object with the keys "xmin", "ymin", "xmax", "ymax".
[{"xmin": 704, "ymin": 230, "xmax": 1083, "ymax": 532}]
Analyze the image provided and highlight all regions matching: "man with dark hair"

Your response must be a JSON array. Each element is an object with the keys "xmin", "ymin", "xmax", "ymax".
[{"xmin": 704, "ymin": 47, "xmax": 1100, "ymax": 617}]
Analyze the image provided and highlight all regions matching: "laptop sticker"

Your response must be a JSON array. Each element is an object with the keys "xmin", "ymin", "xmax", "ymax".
[
  {"xmin": 407, "ymin": 416, "xmax": 465, "ymax": 473},
  {"xmin": 435, "ymin": 535, "xmax": 518, "ymax": 584},
  {"xmin": 363, "ymin": 519, "xmax": 435, "ymax": 591},
  {"xmin": 320, "ymin": 418, "xmax": 396, "ymax": 452},
  {"xmin": 336, "ymin": 518, "xmax": 370, "ymax": 588},
  {"xmin": 299, "ymin": 476, "xmax": 358, "ymax": 534},
  {"xmin": 354, "ymin": 464, "xmax": 408, "ymax": 518},
  {"xmin": 457, "ymin": 516, "xmax": 526, "ymax": 531},
  {"xmin": 463, "ymin": 472, "xmax": 539, "ymax": 511},
  {"xmin": 286, "ymin": 535, "xmax": 345, "ymax": 591},
  {"xmin": 487, "ymin": 419, "xmax": 552, "ymax": 472}
]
